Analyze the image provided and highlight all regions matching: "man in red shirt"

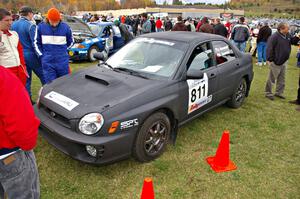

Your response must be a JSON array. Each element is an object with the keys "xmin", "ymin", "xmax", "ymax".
[
  {"xmin": 156, "ymin": 17, "xmax": 163, "ymax": 32},
  {"xmin": 0, "ymin": 65, "xmax": 40, "ymax": 199}
]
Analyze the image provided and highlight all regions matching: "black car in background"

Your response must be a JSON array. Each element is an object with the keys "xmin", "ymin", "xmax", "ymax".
[{"xmin": 35, "ymin": 32, "xmax": 253, "ymax": 165}]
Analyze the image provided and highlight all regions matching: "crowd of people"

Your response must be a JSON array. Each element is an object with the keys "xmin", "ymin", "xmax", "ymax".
[{"xmin": 0, "ymin": 5, "xmax": 300, "ymax": 199}]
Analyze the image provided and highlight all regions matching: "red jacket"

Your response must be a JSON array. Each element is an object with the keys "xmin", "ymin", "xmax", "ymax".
[
  {"xmin": 0, "ymin": 66, "xmax": 40, "ymax": 151},
  {"xmin": 156, "ymin": 19, "xmax": 162, "ymax": 29}
]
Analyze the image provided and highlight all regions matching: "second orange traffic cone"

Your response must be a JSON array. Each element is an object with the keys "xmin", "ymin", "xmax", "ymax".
[
  {"xmin": 206, "ymin": 130, "xmax": 237, "ymax": 173},
  {"xmin": 140, "ymin": 177, "xmax": 155, "ymax": 199}
]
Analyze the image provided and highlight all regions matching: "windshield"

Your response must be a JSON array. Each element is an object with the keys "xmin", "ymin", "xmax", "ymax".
[
  {"xmin": 89, "ymin": 25, "xmax": 103, "ymax": 36},
  {"xmin": 106, "ymin": 38, "xmax": 188, "ymax": 79}
]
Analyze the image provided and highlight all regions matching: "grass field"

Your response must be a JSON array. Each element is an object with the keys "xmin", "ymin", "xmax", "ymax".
[{"xmin": 31, "ymin": 47, "xmax": 300, "ymax": 199}]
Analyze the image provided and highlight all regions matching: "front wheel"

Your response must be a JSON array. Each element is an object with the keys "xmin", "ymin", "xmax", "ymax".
[
  {"xmin": 133, "ymin": 112, "xmax": 171, "ymax": 162},
  {"xmin": 87, "ymin": 45, "xmax": 99, "ymax": 62},
  {"xmin": 227, "ymin": 78, "xmax": 248, "ymax": 108}
]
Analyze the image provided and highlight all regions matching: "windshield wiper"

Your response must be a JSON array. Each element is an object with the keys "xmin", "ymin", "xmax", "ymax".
[
  {"xmin": 114, "ymin": 67, "xmax": 149, "ymax": 79},
  {"xmin": 99, "ymin": 62, "xmax": 114, "ymax": 70}
]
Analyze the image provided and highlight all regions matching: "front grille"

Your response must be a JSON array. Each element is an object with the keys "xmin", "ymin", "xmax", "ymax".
[{"xmin": 40, "ymin": 104, "xmax": 72, "ymax": 129}]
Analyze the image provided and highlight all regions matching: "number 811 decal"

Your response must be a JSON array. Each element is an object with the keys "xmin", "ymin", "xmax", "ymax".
[{"xmin": 187, "ymin": 73, "xmax": 212, "ymax": 114}]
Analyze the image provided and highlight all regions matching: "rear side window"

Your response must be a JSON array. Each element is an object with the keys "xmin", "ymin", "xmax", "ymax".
[{"xmin": 212, "ymin": 41, "xmax": 236, "ymax": 65}]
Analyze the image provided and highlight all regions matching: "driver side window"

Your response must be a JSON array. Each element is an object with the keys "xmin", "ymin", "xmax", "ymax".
[
  {"xmin": 103, "ymin": 26, "xmax": 113, "ymax": 37},
  {"xmin": 187, "ymin": 42, "xmax": 214, "ymax": 71}
]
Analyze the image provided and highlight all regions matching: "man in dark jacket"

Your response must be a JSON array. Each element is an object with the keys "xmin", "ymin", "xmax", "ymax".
[
  {"xmin": 257, "ymin": 22, "xmax": 272, "ymax": 66},
  {"xmin": 289, "ymin": 40, "xmax": 300, "ymax": 110},
  {"xmin": 150, "ymin": 16, "xmax": 156, "ymax": 32},
  {"xmin": 231, "ymin": 17, "xmax": 250, "ymax": 52},
  {"xmin": 265, "ymin": 23, "xmax": 300, "ymax": 100},
  {"xmin": 213, "ymin": 18, "xmax": 228, "ymax": 37},
  {"xmin": 164, "ymin": 16, "xmax": 173, "ymax": 31},
  {"xmin": 199, "ymin": 17, "xmax": 214, "ymax": 34},
  {"xmin": 172, "ymin": 16, "xmax": 188, "ymax": 32}
]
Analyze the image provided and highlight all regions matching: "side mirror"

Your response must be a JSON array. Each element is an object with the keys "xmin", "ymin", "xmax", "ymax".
[
  {"xmin": 93, "ymin": 52, "xmax": 105, "ymax": 61},
  {"xmin": 186, "ymin": 69, "xmax": 204, "ymax": 79}
]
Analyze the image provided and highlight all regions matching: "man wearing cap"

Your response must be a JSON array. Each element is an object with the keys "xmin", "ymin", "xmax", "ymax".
[
  {"xmin": 34, "ymin": 8, "xmax": 74, "ymax": 83},
  {"xmin": 12, "ymin": 6, "xmax": 45, "ymax": 103},
  {"xmin": 114, "ymin": 19, "xmax": 133, "ymax": 44}
]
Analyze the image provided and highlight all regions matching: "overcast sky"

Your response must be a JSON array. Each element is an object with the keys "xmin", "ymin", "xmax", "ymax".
[{"xmin": 155, "ymin": 0, "xmax": 227, "ymax": 4}]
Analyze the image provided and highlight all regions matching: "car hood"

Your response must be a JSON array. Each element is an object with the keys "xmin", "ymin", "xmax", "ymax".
[{"xmin": 40, "ymin": 66, "xmax": 162, "ymax": 119}]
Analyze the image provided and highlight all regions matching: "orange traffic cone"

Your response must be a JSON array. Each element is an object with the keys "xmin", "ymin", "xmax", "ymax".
[
  {"xmin": 140, "ymin": 177, "xmax": 155, "ymax": 199},
  {"xmin": 206, "ymin": 130, "xmax": 237, "ymax": 173}
]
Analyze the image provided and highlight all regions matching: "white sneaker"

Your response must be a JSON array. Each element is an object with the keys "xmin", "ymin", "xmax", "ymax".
[
  {"xmin": 258, "ymin": 62, "xmax": 262, "ymax": 66},
  {"xmin": 263, "ymin": 62, "xmax": 267, "ymax": 66}
]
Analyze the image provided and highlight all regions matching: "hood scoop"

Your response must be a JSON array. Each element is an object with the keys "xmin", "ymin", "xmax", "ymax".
[{"xmin": 85, "ymin": 74, "xmax": 109, "ymax": 86}]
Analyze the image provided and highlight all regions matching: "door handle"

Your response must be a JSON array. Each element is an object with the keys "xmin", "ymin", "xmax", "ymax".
[{"xmin": 209, "ymin": 73, "xmax": 217, "ymax": 79}]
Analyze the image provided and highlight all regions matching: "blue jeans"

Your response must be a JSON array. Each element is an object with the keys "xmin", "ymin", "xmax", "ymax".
[
  {"xmin": 24, "ymin": 52, "xmax": 45, "ymax": 98},
  {"xmin": 234, "ymin": 41, "xmax": 247, "ymax": 52},
  {"xmin": 257, "ymin": 42, "xmax": 267, "ymax": 63},
  {"xmin": 0, "ymin": 150, "xmax": 40, "ymax": 199}
]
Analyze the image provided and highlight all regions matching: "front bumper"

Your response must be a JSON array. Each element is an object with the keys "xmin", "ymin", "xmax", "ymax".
[
  {"xmin": 68, "ymin": 50, "xmax": 88, "ymax": 61},
  {"xmin": 34, "ymin": 106, "xmax": 136, "ymax": 165}
]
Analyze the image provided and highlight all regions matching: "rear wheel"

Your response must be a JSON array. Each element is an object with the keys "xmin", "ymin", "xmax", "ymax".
[
  {"xmin": 133, "ymin": 112, "xmax": 171, "ymax": 162},
  {"xmin": 227, "ymin": 78, "xmax": 248, "ymax": 108},
  {"xmin": 88, "ymin": 45, "xmax": 99, "ymax": 62}
]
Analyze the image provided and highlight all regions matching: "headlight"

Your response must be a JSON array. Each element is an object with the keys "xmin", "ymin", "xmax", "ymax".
[
  {"xmin": 36, "ymin": 86, "xmax": 43, "ymax": 107},
  {"xmin": 78, "ymin": 113, "xmax": 104, "ymax": 135},
  {"xmin": 73, "ymin": 43, "xmax": 86, "ymax": 49}
]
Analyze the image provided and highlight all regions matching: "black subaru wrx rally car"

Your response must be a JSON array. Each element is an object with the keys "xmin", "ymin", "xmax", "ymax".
[{"xmin": 34, "ymin": 32, "xmax": 253, "ymax": 165}]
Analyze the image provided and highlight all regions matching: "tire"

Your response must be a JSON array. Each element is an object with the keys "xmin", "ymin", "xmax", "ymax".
[
  {"xmin": 87, "ymin": 45, "xmax": 99, "ymax": 62},
  {"xmin": 227, "ymin": 78, "xmax": 248, "ymax": 109},
  {"xmin": 133, "ymin": 112, "xmax": 171, "ymax": 162}
]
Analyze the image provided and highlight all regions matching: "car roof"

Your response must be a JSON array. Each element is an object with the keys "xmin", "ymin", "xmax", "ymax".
[
  {"xmin": 88, "ymin": 22, "xmax": 113, "ymax": 26},
  {"xmin": 140, "ymin": 32, "xmax": 225, "ymax": 44}
]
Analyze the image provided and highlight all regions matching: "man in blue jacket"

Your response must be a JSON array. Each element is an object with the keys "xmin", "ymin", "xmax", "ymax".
[
  {"xmin": 34, "ymin": 8, "xmax": 74, "ymax": 84},
  {"xmin": 11, "ymin": 6, "xmax": 45, "ymax": 103}
]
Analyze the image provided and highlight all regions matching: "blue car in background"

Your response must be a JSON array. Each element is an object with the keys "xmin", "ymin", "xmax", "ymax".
[{"xmin": 63, "ymin": 16, "xmax": 125, "ymax": 62}]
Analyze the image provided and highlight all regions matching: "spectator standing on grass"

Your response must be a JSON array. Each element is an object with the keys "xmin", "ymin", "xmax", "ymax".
[
  {"xmin": 225, "ymin": 19, "xmax": 232, "ymax": 35},
  {"xmin": 34, "ymin": 8, "xmax": 74, "ymax": 84},
  {"xmin": 249, "ymin": 26, "xmax": 259, "ymax": 57},
  {"xmin": 114, "ymin": 19, "xmax": 133, "ymax": 44},
  {"xmin": 12, "ymin": 6, "xmax": 45, "ymax": 104},
  {"xmin": 289, "ymin": 37, "xmax": 300, "ymax": 111},
  {"xmin": 213, "ymin": 18, "xmax": 228, "ymax": 37},
  {"xmin": 231, "ymin": 17, "xmax": 250, "ymax": 52},
  {"xmin": 185, "ymin": 17, "xmax": 196, "ymax": 32},
  {"xmin": 0, "ymin": 65, "xmax": 40, "ymax": 199},
  {"xmin": 156, "ymin": 17, "xmax": 163, "ymax": 32},
  {"xmin": 199, "ymin": 17, "xmax": 214, "ymax": 34},
  {"xmin": 265, "ymin": 22, "xmax": 300, "ymax": 101},
  {"xmin": 257, "ymin": 22, "xmax": 272, "ymax": 66},
  {"xmin": 164, "ymin": 16, "xmax": 173, "ymax": 31},
  {"xmin": 172, "ymin": 16, "xmax": 188, "ymax": 32},
  {"xmin": 132, "ymin": 15, "xmax": 140, "ymax": 36},
  {"xmin": 150, "ymin": 16, "xmax": 156, "ymax": 33},
  {"xmin": 0, "ymin": 8, "xmax": 27, "ymax": 86},
  {"xmin": 139, "ymin": 13, "xmax": 151, "ymax": 35}
]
